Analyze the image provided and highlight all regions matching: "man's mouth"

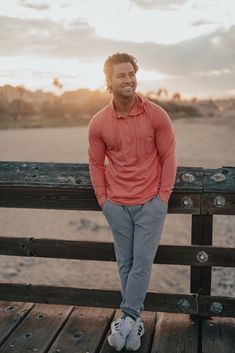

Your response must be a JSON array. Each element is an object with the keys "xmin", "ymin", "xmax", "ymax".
[{"xmin": 122, "ymin": 86, "xmax": 133, "ymax": 89}]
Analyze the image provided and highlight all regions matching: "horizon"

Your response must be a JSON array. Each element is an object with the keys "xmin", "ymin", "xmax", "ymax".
[
  {"xmin": 2, "ymin": 83, "xmax": 235, "ymax": 102},
  {"xmin": 0, "ymin": 0, "xmax": 235, "ymax": 99}
]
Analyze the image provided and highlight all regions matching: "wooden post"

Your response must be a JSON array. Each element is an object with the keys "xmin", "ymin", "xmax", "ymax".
[{"xmin": 191, "ymin": 215, "xmax": 213, "ymax": 295}]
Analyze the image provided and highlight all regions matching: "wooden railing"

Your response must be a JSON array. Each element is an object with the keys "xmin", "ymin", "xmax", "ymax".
[{"xmin": 0, "ymin": 161, "xmax": 234, "ymax": 318}]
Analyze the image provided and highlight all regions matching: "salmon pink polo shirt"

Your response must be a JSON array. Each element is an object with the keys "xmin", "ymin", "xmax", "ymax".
[{"xmin": 88, "ymin": 93, "xmax": 177, "ymax": 207}]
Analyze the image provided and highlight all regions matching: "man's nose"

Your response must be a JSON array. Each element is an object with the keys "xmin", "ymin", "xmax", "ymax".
[{"xmin": 124, "ymin": 75, "xmax": 132, "ymax": 83}]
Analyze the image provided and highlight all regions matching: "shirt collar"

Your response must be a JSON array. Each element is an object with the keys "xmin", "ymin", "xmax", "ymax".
[{"xmin": 109, "ymin": 93, "xmax": 145, "ymax": 119}]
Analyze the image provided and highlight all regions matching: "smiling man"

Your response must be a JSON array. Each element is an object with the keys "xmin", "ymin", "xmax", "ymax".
[{"xmin": 88, "ymin": 53, "xmax": 177, "ymax": 351}]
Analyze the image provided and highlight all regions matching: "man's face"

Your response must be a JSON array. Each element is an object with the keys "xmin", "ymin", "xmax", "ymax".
[{"xmin": 108, "ymin": 62, "xmax": 137, "ymax": 99}]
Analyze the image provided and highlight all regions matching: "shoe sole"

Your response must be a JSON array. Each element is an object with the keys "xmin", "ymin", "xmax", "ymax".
[
  {"xmin": 125, "ymin": 343, "xmax": 141, "ymax": 351},
  {"xmin": 108, "ymin": 335, "xmax": 124, "ymax": 351}
]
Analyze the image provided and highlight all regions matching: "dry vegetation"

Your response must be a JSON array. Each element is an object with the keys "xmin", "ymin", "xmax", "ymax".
[{"xmin": 1, "ymin": 85, "xmax": 234, "ymax": 129}]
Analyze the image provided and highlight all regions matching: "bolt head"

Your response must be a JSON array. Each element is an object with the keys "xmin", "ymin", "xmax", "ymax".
[
  {"xmin": 210, "ymin": 302, "xmax": 223, "ymax": 314},
  {"xmin": 181, "ymin": 173, "xmax": 195, "ymax": 183},
  {"xmin": 196, "ymin": 251, "xmax": 209, "ymax": 263},
  {"xmin": 214, "ymin": 196, "xmax": 226, "ymax": 207},
  {"xmin": 211, "ymin": 173, "xmax": 226, "ymax": 182}
]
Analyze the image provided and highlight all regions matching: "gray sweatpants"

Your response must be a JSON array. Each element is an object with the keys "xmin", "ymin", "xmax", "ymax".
[{"xmin": 102, "ymin": 195, "xmax": 167, "ymax": 320}]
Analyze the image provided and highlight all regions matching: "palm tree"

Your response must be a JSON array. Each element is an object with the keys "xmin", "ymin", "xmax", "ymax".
[
  {"xmin": 52, "ymin": 78, "xmax": 63, "ymax": 93},
  {"xmin": 172, "ymin": 92, "xmax": 181, "ymax": 102}
]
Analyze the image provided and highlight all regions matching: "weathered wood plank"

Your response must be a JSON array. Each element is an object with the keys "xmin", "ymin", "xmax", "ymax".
[
  {"xmin": 174, "ymin": 166, "xmax": 203, "ymax": 192},
  {"xmin": 0, "ymin": 303, "xmax": 74, "ymax": 353},
  {"xmin": 201, "ymin": 193, "xmax": 235, "ymax": 215},
  {"xmin": 1, "ymin": 237, "xmax": 234, "ymax": 267},
  {"xmin": 99, "ymin": 309, "xmax": 156, "ymax": 353},
  {"xmin": 198, "ymin": 295, "xmax": 235, "ymax": 317},
  {"xmin": 204, "ymin": 167, "xmax": 235, "ymax": 193},
  {"xmin": 0, "ymin": 161, "xmax": 90, "ymax": 187},
  {"xmin": 0, "ymin": 163, "xmax": 202, "ymax": 191},
  {"xmin": 48, "ymin": 306, "xmax": 114, "ymax": 353},
  {"xmin": 0, "ymin": 187, "xmax": 201, "ymax": 213},
  {"xmin": 0, "ymin": 283, "xmax": 198, "ymax": 315},
  {"xmin": 201, "ymin": 317, "xmax": 235, "ymax": 353},
  {"xmin": 151, "ymin": 313, "xmax": 198, "ymax": 353},
  {"xmin": 167, "ymin": 193, "xmax": 200, "ymax": 214},
  {"xmin": 1, "ymin": 162, "xmax": 234, "ymax": 213},
  {"xmin": 0, "ymin": 186, "xmax": 98, "ymax": 211},
  {"xmin": 0, "ymin": 301, "xmax": 34, "ymax": 346}
]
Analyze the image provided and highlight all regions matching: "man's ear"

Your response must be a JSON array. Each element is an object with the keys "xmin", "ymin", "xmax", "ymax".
[{"xmin": 106, "ymin": 81, "xmax": 112, "ymax": 93}]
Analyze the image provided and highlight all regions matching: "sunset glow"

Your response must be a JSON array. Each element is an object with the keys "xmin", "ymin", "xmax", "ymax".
[{"xmin": 0, "ymin": 0, "xmax": 235, "ymax": 98}]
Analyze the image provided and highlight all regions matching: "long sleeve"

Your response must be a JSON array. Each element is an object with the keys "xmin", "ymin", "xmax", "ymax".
[
  {"xmin": 154, "ymin": 107, "xmax": 177, "ymax": 203},
  {"xmin": 88, "ymin": 119, "xmax": 107, "ymax": 207}
]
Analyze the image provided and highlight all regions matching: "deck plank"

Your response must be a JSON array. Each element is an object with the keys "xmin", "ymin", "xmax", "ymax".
[
  {"xmin": 0, "ymin": 301, "xmax": 34, "ymax": 346},
  {"xmin": 151, "ymin": 313, "xmax": 198, "ymax": 353},
  {"xmin": 99, "ymin": 310, "xmax": 156, "ymax": 353},
  {"xmin": 0, "ymin": 303, "xmax": 74, "ymax": 353},
  {"xmin": 48, "ymin": 306, "xmax": 114, "ymax": 353},
  {"xmin": 202, "ymin": 317, "xmax": 235, "ymax": 353}
]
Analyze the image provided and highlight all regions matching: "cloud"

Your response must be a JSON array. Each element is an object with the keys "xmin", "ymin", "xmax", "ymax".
[
  {"xmin": 19, "ymin": 0, "xmax": 50, "ymax": 11},
  {"xmin": 192, "ymin": 20, "xmax": 216, "ymax": 27},
  {"xmin": 130, "ymin": 0, "xmax": 188, "ymax": 10},
  {"xmin": 0, "ymin": 15, "xmax": 234, "ymax": 78},
  {"xmin": 135, "ymin": 25, "xmax": 235, "ymax": 75}
]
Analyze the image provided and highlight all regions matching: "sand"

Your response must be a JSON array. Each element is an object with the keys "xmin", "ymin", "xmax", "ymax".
[{"xmin": 0, "ymin": 113, "xmax": 234, "ymax": 297}]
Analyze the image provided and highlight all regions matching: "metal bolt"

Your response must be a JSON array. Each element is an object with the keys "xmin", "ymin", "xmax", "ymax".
[
  {"xmin": 178, "ymin": 299, "xmax": 190, "ymax": 311},
  {"xmin": 196, "ymin": 251, "xmax": 209, "ymax": 263},
  {"xmin": 182, "ymin": 196, "xmax": 193, "ymax": 207},
  {"xmin": 211, "ymin": 173, "xmax": 226, "ymax": 182},
  {"xmin": 210, "ymin": 302, "xmax": 223, "ymax": 314},
  {"xmin": 181, "ymin": 173, "xmax": 195, "ymax": 182},
  {"xmin": 214, "ymin": 195, "xmax": 226, "ymax": 207}
]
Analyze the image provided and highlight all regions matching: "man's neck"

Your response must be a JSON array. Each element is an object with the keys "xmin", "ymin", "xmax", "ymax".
[{"xmin": 113, "ymin": 95, "xmax": 136, "ymax": 117}]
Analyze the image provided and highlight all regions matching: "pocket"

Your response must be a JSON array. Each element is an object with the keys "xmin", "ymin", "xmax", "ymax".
[
  {"xmin": 102, "ymin": 200, "xmax": 109, "ymax": 212},
  {"xmin": 156, "ymin": 195, "xmax": 168, "ymax": 212}
]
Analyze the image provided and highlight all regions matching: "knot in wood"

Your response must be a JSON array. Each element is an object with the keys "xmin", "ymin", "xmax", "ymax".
[
  {"xmin": 214, "ymin": 195, "xmax": 226, "ymax": 207},
  {"xmin": 36, "ymin": 312, "xmax": 44, "ymax": 320},
  {"xmin": 5, "ymin": 305, "xmax": 18, "ymax": 312},
  {"xmin": 73, "ymin": 331, "xmax": 84, "ymax": 341},
  {"xmin": 211, "ymin": 173, "xmax": 226, "ymax": 182},
  {"xmin": 181, "ymin": 173, "xmax": 195, "ymax": 182},
  {"xmin": 24, "ymin": 332, "xmax": 33, "ymax": 340}
]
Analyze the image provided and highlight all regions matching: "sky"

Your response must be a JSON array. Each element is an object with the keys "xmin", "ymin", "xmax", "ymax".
[{"xmin": 0, "ymin": 0, "xmax": 235, "ymax": 98}]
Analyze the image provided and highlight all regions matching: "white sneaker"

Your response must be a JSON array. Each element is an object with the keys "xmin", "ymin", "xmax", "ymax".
[
  {"xmin": 125, "ymin": 317, "xmax": 145, "ymax": 351},
  {"xmin": 108, "ymin": 316, "xmax": 135, "ymax": 351}
]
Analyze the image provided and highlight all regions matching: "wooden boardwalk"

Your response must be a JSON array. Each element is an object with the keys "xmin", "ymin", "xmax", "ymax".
[{"xmin": 0, "ymin": 300, "xmax": 234, "ymax": 353}]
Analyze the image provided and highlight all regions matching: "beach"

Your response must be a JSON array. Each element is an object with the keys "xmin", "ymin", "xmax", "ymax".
[{"xmin": 0, "ymin": 113, "xmax": 234, "ymax": 297}]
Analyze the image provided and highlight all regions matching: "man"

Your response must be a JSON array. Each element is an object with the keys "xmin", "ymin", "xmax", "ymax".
[{"xmin": 88, "ymin": 53, "xmax": 177, "ymax": 351}]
